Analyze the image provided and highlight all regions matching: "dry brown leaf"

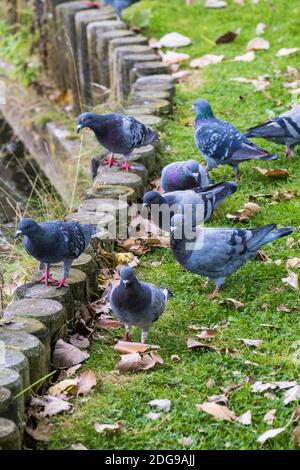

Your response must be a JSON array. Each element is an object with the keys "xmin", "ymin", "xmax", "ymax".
[
  {"xmin": 158, "ymin": 32, "xmax": 191, "ymax": 48},
  {"xmin": 206, "ymin": 378, "xmax": 216, "ymax": 389},
  {"xmin": 225, "ymin": 298, "xmax": 245, "ymax": 309},
  {"xmin": 282, "ymin": 270, "xmax": 299, "ymax": 291},
  {"xmin": 257, "ymin": 427, "xmax": 285, "ymax": 445},
  {"xmin": 239, "ymin": 338, "xmax": 263, "ymax": 348},
  {"xmin": 77, "ymin": 369, "xmax": 97, "ymax": 395},
  {"xmin": 114, "ymin": 340, "xmax": 158, "ymax": 354},
  {"xmin": 161, "ymin": 51, "xmax": 190, "ymax": 65},
  {"xmin": 196, "ymin": 402, "xmax": 236, "ymax": 421},
  {"xmin": 276, "ymin": 48, "xmax": 300, "ymax": 57},
  {"xmin": 171, "ymin": 354, "xmax": 181, "ymax": 362},
  {"xmin": 255, "ymin": 167, "xmax": 290, "ymax": 178},
  {"xmin": 69, "ymin": 334, "xmax": 90, "ymax": 350},
  {"xmin": 247, "ymin": 37, "xmax": 269, "ymax": 51},
  {"xmin": 52, "ymin": 339, "xmax": 89, "ymax": 369},
  {"xmin": 208, "ymin": 394, "xmax": 228, "ymax": 405},
  {"xmin": 231, "ymin": 76, "xmax": 270, "ymax": 91},
  {"xmin": 216, "ymin": 31, "xmax": 237, "ymax": 44},
  {"xmin": 26, "ymin": 419, "xmax": 53, "ymax": 442},
  {"xmin": 94, "ymin": 422, "xmax": 122, "ymax": 434},
  {"xmin": 172, "ymin": 70, "xmax": 192, "ymax": 82},
  {"xmin": 149, "ymin": 399, "xmax": 171, "ymax": 412},
  {"xmin": 31, "ymin": 395, "xmax": 73, "ymax": 417},
  {"xmin": 98, "ymin": 315, "xmax": 122, "ymax": 330},
  {"xmin": 292, "ymin": 427, "xmax": 300, "ymax": 447},
  {"xmin": 147, "ymin": 412, "xmax": 161, "ymax": 420},
  {"xmin": 196, "ymin": 328, "xmax": 218, "ymax": 340},
  {"xmin": 264, "ymin": 409, "xmax": 277, "ymax": 425},
  {"xmin": 283, "ymin": 385, "xmax": 300, "ymax": 405},
  {"xmin": 71, "ymin": 443, "xmax": 88, "ymax": 450},
  {"xmin": 226, "ymin": 202, "xmax": 261, "ymax": 221},
  {"xmin": 187, "ymin": 338, "xmax": 218, "ymax": 352},
  {"xmin": 190, "ymin": 54, "xmax": 224, "ymax": 68},
  {"xmin": 234, "ymin": 51, "xmax": 255, "ymax": 62},
  {"xmin": 178, "ymin": 436, "xmax": 193, "ymax": 446},
  {"xmin": 150, "ymin": 351, "xmax": 164, "ymax": 365},
  {"xmin": 273, "ymin": 190, "xmax": 296, "ymax": 202},
  {"xmin": 219, "ymin": 347, "xmax": 239, "ymax": 356},
  {"xmin": 140, "ymin": 353, "xmax": 156, "ymax": 371},
  {"xmin": 277, "ymin": 304, "xmax": 291, "ymax": 313},
  {"xmin": 237, "ymin": 410, "xmax": 252, "ymax": 426},
  {"xmin": 116, "ymin": 352, "xmax": 142, "ymax": 374},
  {"xmin": 286, "ymin": 258, "xmax": 300, "ymax": 269}
]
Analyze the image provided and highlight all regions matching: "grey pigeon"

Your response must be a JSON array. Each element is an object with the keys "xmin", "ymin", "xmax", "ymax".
[
  {"xmin": 102, "ymin": 0, "xmax": 140, "ymax": 16},
  {"xmin": 170, "ymin": 214, "xmax": 293, "ymax": 298},
  {"xmin": 15, "ymin": 218, "xmax": 94, "ymax": 289},
  {"xmin": 110, "ymin": 267, "xmax": 171, "ymax": 343},
  {"xmin": 193, "ymin": 99, "xmax": 276, "ymax": 182},
  {"xmin": 143, "ymin": 181, "xmax": 237, "ymax": 231},
  {"xmin": 161, "ymin": 160, "xmax": 211, "ymax": 192},
  {"xmin": 77, "ymin": 112, "xmax": 158, "ymax": 171},
  {"xmin": 246, "ymin": 107, "xmax": 300, "ymax": 158}
]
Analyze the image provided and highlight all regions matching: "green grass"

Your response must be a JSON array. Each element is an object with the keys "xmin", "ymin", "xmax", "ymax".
[{"xmin": 28, "ymin": 0, "xmax": 300, "ymax": 450}]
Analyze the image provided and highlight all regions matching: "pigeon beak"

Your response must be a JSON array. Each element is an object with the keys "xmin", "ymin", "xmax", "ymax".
[
  {"xmin": 193, "ymin": 172, "xmax": 199, "ymax": 179},
  {"xmin": 191, "ymin": 105, "xmax": 196, "ymax": 111},
  {"xmin": 122, "ymin": 280, "xmax": 129, "ymax": 288},
  {"xmin": 76, "ymin": 124, "xmax": 82, "ymax": 134},
  {"xmin": 15, "ymin": 230, "xmax": 22, "ymax": 239}
]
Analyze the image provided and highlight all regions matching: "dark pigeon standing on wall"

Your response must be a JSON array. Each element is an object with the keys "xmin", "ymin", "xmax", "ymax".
[
  {"xmin": 170, "ymin": 214, "xmax": 293, "ymax": 298},
  {"xmin": 193, "ymin": 99, "xmax": 277, "ymax": 182},
  {"xmin": 102, "ymin": 0, "xmax": 140, "ymax": 16},
  {"xmin": 77, "ymin": 112, "xmax": 158, "ymax": 171},
  {"xmin": 143, "ymin": 181, "xmax": 237, "ymax": 230},
  {"xmin": 110, "ymin": 267, "xmax": 171, "ymax": 343},
  {"xmin": 161, "ymin": 160, "xmax": 211, "ymax": 192},
  {"xmin": 246, "ymin": 107, "xmax": 300, "ymax": 158},
  {"xmin": 15, "ymin": 218, "xmax": 94, "ymax": 289}
]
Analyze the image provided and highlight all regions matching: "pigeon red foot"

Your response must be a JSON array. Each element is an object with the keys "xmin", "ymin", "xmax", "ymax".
[
  {"xmin": 55, "ymin": 278, "xmax": 69, "ymax": 289},
  {"xmin": 123, "ymin": 331, "xmax": 131, "ymax": 342},
  {"xmin": 103, "ymin": 153, "xmax": 118, "ymax": 167},
  {"xmin": 121, "ymin": 160, "xmax": 132, "ymax": 171},
  {"xmin": 35, "ymin": 267, "xmax": 57, "ymax": 286},
  {"xmin": 86, "ymin": 2, "xmax": 100, "ymax": 8}
]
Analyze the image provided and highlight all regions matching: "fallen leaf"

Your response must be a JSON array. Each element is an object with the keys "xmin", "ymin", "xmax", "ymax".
[
  {"xmin": 69, "ymin": 334, "xmax": 90, "ymax": 350},
  {"xmin": 187, "ymin": 338, "xmax": 218, "ymax": 352},
  {"xmin": 234, "ymin": 51, "xmax": 256, "ymax": 62},
  {"xmin": 282, "ymin": 270, "xmax": 299, "ymax": 291},
  {"xmin": 226, "ymin": 202, "xmax": 261, "ymax": 221},
  {"xmin": 231, "ymin": 76, "xmax": 270, "ymax": 91},
  {"xmin": 52, "ymin": 339, "xmax": 89, "ymax": 369},
  {"xmin": 196, "ymin": 328, "xmax": 218, "ymax": 340},
  {"xmin": 237, "ymin": 410, "xmax": 252, "ymax": 426},
  {"xmin": 273, "ymin": 190, "xmax": 296, "ymax": 202},
  {"xmin": 148, "ymin": 37, "xmax": 161, "ymax": 49},
  {"xmin": 71, "ymin": 443, "xmax": 88, "ymax": 450},
  {"xmin": 275, "ymin": 381, "xmax": 298, "ymax": 390},
  {"xmin": 206, "ymin": 378, "xmax": 216, "ymax": 389},
  {"xmin": 171, "ymin": 354, "xmax": 181, "ymax": 362},
  {"xmin": 225, "ymin": 298, "xmax": 245, "ymax": 309},
  {"xmin": 149, "ymin": 399, "xmax": 171, "ymax": 412},
  {"xmin": 292, "ymin": 427, "xmax": 300, "ymax": 447},
  {"xmin": 94, "ymin": 422, "xmax": 122, "ymax": 434},
  {"xmin": 178, "ymin": 436, "xmax": 193, "ymax": 446},
  {"xmin": 196, "ymin": 402, "xmax": 236, "ymax": 421},
  {"xmin": 239, "ymin": 338, "xmax": 263, "ymax": 348},
  {"xmin": 256, "ymin": 23, "xmax": 266, "ymax": 35},
  {"xmin": 172, "ymin": 70, "xmax": 192, "ymax": 82},
  {"xmin": 255, "ymin": 167, "xmax": 290, "ymax": 178},
  {"xmin": 283, "ymin": 385, "xmax": 300, "ymax": 405},
  {"xmin": 208, "ymin": 394, "xmax": 228, "ymax": 405},
  {"xmin": 257, "ymin": 427, "xmax": 285, "ymax": 445},
  {"xmin": 140, "ymin": 353, "xmax": 156, "ymax": 371},
  {"xmin": 264, "ymin": 409, "xmax": 277, "ymax": 425},
  {"xmin": 114, "ymin": 341, "xmax": 158, "ymax": 354},
  {"xmin": 286, "ymin": 258, "xmax": 300, "ymax": 269},
  {"xmin": 190, "ymin": 54, "xmax": 224, "ymax": 68},
  {"xmin": 150, "ymin": 351, "xmax": 164, "ymax": 365},
  {"xmin": 98, "ymin": 315, "xmax": 122, "ymax": 330},
  {"xmin": 251, "ymin": 381, "xmax": 277, "ymax": 393},
  {"xmin": 147, "ymin": 412, "xmax": 161, "ymax": 420},
  {"xmin": 48, "ymin": 379, "xmax": 78, "ymax": 396},
  {"xmin": 246, "ymin": 37, "xmax": 269, "ymax": 51},
  {"xmin": 216, "ymin": 31, "xmax": 237, "ymax": 44},
  {"xmin": 158, "ymin": 32, "xmax": 191, "ymax": 48},
  {"xmin": 276, "ymin": 48, "xmax": 300, "ymax": 57},
  {"xmin": 26, "ymin": 419, "xmax": 53, "ymax": 442},
  {"xmin": 277, "ymin": 304, "xmax": 291, "ymax": 313},
  {"xmin": 219, "ymin": 347, "xmax": 239, "ymax": 356},
  {"xmin": 161, "ymin": 51, "xmax": 190, "ymax": 65},
  {"xmin": 205, "ymin": 0, "xmax": 228, "ymax": 8},
  {"xmin": 76, "ymin": 369, "xmax": 97, "ymax": 395},
  {"xmin": 66, "ymin": 364, "xmax": 82, "ymax": 377},
  {"xmin": 31, "ymin": 395, "xmax": 73, "ymax": 417},
  {"xmin": 116, "ymin": 352, "xmax": 142, "ymax": 374}
]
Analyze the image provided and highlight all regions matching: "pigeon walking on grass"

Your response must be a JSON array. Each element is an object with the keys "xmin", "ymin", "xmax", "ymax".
[
  {"xmin": 170, "ymin": 214, "xmax": 293, "ymax": 298},
  {"xmin": 110, "ymin": 267, "xmax": 171, "ymax": 343},
  {"xmin": 193, "ymin": 99, "xmax": 277, "ymax": 182},
  {"xmin": 77, "ymin": 112, "xmax": 158, "ymax": 171},
  {"xmin": 143, "ymin": 181, "xmax": 237, "ymax": 230},
  {"xmin": 15, "ymin": 218, "xmax": 94, "ymax": 289},
  {"xmin": 161, "ymin": 160, "xmax": 211, "ymax": 192},
  {"xmin": 246, "ymin": 107, "xmax": 300, "ymax": 158}
]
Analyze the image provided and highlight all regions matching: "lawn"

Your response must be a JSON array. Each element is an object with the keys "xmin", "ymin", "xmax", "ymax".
[{"xmin": 47, "ymin": 0, "xmax": 300, "ymax": 450}]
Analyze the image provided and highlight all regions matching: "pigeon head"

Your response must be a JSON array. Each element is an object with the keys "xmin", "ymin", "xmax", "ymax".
[
  {"xmin": 143, "ymin": 191, "xmax": 165, "ymax": 206},
  {"xmin": 192, "ymin": 99, "xmax": 214, "ymax": 119},
  {"xmin": 120, "ymin": 267, "xmax": 136, "ymax": 288},
  {"xmin": 77, "ymin": 112, "xmax": 100, "ymax": 134},
  {"xmin": 15, "ymin": 218, "xmax": 40, "ymax": 239},
  {"xmin": 186, "ymin": 160, "xmax": 199, "ymax": 174}
]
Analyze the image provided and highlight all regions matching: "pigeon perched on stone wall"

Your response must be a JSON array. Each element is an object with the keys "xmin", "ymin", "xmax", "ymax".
[
  {"xmin": 15, "ymin": 218, "xmax": 94, "ymax": 289},
  {"xmin": 170, "ymin": 214, "xmax": 293, "ymax": 298},
  {"xmin": 77, "ymin": 112, "xmax": 158, "ymax": 171},
  {"xmin": 246, "ymin": 107, "xmax": 300, "ymax": 158},
  {"xmin": 193, "ymin": 99, "xmax": 276, "ymax": 182},
  {"xmin": 110, "ymin": 267, "xmax": 171, "ymax": 343}
]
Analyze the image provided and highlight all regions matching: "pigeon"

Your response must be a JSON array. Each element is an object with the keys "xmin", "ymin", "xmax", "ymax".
[
  {"xmin": 102, "ymin": 0, "xmax": 140, "ymax": 16},
  {"xmin": 193, "ymin": 98, "xmax": 276, "ymax": 182},
  {"xmin": 15, "ymin": 218, "xmax": 94, "ymax": 289},
  {"xmin": 143, "ymin": 181, "xmax": 237, "ymax": 231},
  {"xmin": 246, "ymin": 107, "xmax": 300, "ymax": 158},
  {"xmin": 77, "ymin": 112, "xmax": 158, "ymax": 171},
  {"xmin": 170, "ymin": 214, "xmax": 294, "ymax": 298},
  {"xmin": 109, "ymin": 267, "xmax": 171, "ymax": 343},
  {"xmin": 161, "ymin": 160, "xmax": 211, "ymax": 192}
]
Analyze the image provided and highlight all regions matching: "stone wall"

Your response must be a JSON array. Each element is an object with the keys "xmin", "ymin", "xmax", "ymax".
[{"xmin": 0, "ymin": 1, "xmax": 176, "ymax": 450}]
